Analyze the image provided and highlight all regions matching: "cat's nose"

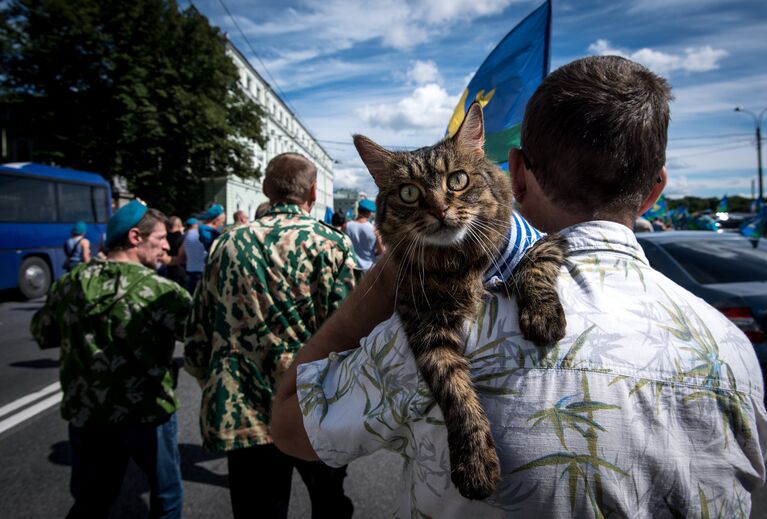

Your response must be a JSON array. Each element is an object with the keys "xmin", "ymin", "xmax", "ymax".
[{"xmin": 430, "ymin": 205, "xmax": 448, "ymax": 221}]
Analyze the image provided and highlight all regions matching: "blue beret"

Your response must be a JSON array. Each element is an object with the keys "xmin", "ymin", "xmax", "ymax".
[
  {"xmin": 106, "ymin": 199, "xmax": 148, "ymax": 247},
  {"xmin": 185, "ymin": 217, "xmax": 198, "ymax": 226},
  {"xmin": 358, "ymin": 199, "xmax": 376, "ymax": 212},
  {"xmin": 72, "ymin": 220, "xmax": 87, "ymax": 235},
  {"xmin": 197, "ymin": 204, "xmax": 224, "ymax": 221}
]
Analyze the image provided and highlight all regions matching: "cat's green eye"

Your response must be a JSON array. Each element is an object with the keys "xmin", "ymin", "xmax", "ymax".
[
  {"xmin": 447, "ymin": 171, "xmax": 469, "ymax": 191},
  {"xmin": 399, "ymin": 184, "xmax": 421, "ymax": 203}
]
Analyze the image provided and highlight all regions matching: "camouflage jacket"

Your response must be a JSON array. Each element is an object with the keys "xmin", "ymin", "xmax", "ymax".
[
  {"xmin": 31, "ymin": 259, "xmax": 191, "ymax": 427},
  {"xmin": 184, "ymin": 202, "xmax": 357, "ymax": 451}
]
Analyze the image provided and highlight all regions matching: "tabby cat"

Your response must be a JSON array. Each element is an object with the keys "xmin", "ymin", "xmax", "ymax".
[{"xmin": 353, "ymin": 102, "xmax": 568, "ymax": 500}]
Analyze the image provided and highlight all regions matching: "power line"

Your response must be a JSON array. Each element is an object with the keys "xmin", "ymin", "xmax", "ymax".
[
  {"xmin": 670, "ymin": 141, "xmax": 753, "ymax": 159},
  {"xmin": 669, "ymin": 132, "xmax": 752, "ymax": 141},
  {"xmin": 215, "ymin": 0, "xmax": 304, "ymax": 127}
]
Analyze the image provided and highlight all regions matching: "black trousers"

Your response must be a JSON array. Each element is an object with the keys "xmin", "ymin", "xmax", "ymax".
[{"xmin": 226, "ymin": 443, "xmax": 353, "ymax": 519}]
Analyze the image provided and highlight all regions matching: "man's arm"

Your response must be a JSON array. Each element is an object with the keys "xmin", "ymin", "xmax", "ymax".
[
  {"xmin": 272, "ymin": 251, "xmax": 397, "ymax": 459},
  {"xmin": 30, "ymin": 284, "xmax": 61, "ymax": 350},
  {"xmin": 183, "ymin": 265, "xmax": 214, "ymax": 384}
]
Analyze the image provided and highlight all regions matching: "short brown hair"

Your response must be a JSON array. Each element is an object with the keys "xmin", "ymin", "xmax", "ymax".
[
  {"xmin": 262, "ymin": 153, "xmax": 317, "ymax": 204},
  {"xmin": 521, "ymin": 55, "xmax": 672, "ymax": 217},
  {"xmin": 110, "ymin": 208, "xmax": 168, "ymax": 251}
]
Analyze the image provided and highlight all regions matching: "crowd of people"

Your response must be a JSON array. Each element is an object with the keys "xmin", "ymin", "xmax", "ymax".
[{"xmin": 31, "ymin": 55, "xmax": 766, "ymax": 519}]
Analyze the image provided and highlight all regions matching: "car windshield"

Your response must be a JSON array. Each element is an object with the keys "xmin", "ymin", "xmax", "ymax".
[{"xmin": 660, "ymin": 237, "xmax": 767, "ymax": 285}]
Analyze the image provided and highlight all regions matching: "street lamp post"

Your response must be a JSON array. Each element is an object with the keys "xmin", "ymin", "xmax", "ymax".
[{"xmin": 735, "ymin": 106, "xmax": 767, "ymax": 202}]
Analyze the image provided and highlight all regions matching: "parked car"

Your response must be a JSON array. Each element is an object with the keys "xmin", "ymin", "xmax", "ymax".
[{"xmin": 636, "ymin": 231, "xmax": 767, "ymax": 370}]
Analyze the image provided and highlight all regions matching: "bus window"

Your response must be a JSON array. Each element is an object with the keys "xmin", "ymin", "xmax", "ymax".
[
  {"xmin": 92, "ymin": 186, "xmax": 109, "ymax": 223},
  {"xmin": 57, "ymin": 182, "xmax": 93, "ymax": 222},
  {"xmin": 0, "ymin": 174, "xmax": 57, "ymax": 222}
]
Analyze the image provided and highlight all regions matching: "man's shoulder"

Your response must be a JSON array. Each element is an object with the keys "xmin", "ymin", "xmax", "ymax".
[{"xmin": 314, "ymin": 220, "xmax": 354, "ymax": 250}]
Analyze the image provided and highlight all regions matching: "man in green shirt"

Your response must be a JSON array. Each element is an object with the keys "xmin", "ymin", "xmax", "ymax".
[
  {"xmin": 184, "ymin": 153, "xmax": 356, "ymax": 519},
  {"xmin": 31, "ymin": 200, "xmax": 191, "ymax": 519}
]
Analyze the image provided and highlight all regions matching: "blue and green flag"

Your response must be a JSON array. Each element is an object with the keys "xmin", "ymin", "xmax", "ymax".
[
  {"xmin": 446, "ymin": 0, "xmax": 552, "ymax": 165},
  {"xmin": 740, "ymin": 206, "xmax": 767, "ymax": 238},
  {"xmin": 643, "ymin": 194, "xmax": 668, "ymax": 220},
  {"xmin": 716, "ymin": 195, "xmax": 728, "ymax": 213}
]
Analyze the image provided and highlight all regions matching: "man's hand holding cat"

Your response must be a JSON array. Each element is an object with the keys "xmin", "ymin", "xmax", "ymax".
[{"xmin": 272, "ymin": 252, "xmax": 397, "ymax": 460}]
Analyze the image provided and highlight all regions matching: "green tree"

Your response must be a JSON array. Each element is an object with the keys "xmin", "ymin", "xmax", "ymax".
[{"xmin": 0, "ymin": 0, "xmax": 267, "ymax": 215}]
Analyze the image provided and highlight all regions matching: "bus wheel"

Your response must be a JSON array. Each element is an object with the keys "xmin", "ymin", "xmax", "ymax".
[{"xmin": 18, "ymin": 257, "xmax": 51, "ymax": 300}]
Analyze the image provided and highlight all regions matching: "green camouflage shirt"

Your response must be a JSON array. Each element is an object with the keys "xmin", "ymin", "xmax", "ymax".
[
  {"xmin": 184, "ymin": 202, "xmax": 357, "ymax": 451},
  {"xmin": 31, "ymin": 259, "xmax": 192, "ymax": 427}
]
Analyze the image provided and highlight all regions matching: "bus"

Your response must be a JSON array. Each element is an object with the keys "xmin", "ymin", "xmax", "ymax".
[{"xmin": 0, "ymin": 163, "xmax": 112, "ymax": 299}]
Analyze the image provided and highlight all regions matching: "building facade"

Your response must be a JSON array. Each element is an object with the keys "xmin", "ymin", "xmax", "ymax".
[
  {"xmin": 204, "ymin": 42, "xmax": 335, "ymax": 223},
  {"xmin": 333, "ymin": 189, "xmax": 372, "ymax": 220}
]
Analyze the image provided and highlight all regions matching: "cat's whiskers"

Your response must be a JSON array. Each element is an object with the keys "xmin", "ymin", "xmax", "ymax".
[
  {"xmin": 357, "ymin": 233, "xmax": 410, "ymax": 304},
  {"xmin": 405, "ymin": 236, "xmax": 422, "ymax": 319},
  {"xmin": 466, "ymin": 219, "xmax": 517, "ymax": 279},
  {"xmin": 465, "ymin": 225, "xmax": 514, "ymax": 301},
  {"xmin": 417, "ymin": 235, "xmax": 432, "ymax": 310}
]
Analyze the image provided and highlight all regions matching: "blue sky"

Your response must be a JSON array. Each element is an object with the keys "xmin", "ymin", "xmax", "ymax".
[{"xmin": 190, "ymin": 0, "xmax": 767, "ymax": 199}]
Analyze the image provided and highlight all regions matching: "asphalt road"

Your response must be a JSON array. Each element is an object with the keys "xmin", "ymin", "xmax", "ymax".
[
  {"xmin": 0, "ymin": 292, "xmax": 766, "ymax": 518},
  {"xmin": 0, "ymin": 293, "xmax": 401, "ymax": 518}
]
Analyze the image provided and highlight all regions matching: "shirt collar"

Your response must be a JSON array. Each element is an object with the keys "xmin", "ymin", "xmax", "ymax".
[
  {"xmin": 559, "ymin": 220, "xmax": 649, "ymax": 265},
  {"xmin": 266, "ymin": 202, "xmax": 310, "ymax": 217}
]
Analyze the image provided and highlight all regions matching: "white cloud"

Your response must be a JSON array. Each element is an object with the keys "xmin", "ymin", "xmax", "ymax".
[
  {"xmin": 419, "ymin": 0, "xmax": 520, "ymax": 23},
  {"xmin": 356, "ymin": 83, "xmax": 459, "ymax": 133},
  {"xmin": 587, "ymin": 39, "xmax": 728, "ymax": 75},
  {"xmin": 230, "ymin": 0, "xmax": 518, "ymax": 55},
  {"xmin": 407, "ymin": 60, "xmax": 441, "ymax": 85},
  {"xmin": 669, "ymin": 73, "xmax": 767, "ymax": 116},
  {"xmin": 332, "ymin": 161, "xmax": 378, "ymax": 192},
  {"xmin": 664, "ymin": 172, "xmax": 755, "ymax": 198}
]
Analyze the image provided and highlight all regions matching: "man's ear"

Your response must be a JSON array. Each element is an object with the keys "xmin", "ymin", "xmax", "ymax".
[
  {"xmin": 638, "ymin": 167, "xmax": 668, "ymax": 215},
  {"xmin": 453, "ymin": 101, "xmax": 484, "ymax": 159},
  {"xmin": 309, "ymin": 181, "xmax": 317, "ymax": 205},
  {"xmin": 508, "ymin": 148, "xmax": 528, "ymax": 203},
  {"xmin": 126, "ymin": 227, "xmax": 142, "ymax": 247},
  {"xmin": 353, "ymin": 135, "xmax": 393, "ymax": 188}
]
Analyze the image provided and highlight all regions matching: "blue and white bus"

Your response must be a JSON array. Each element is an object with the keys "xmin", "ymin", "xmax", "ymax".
[{"xmin": 0, "ymin": 163, "xmax": 112, "ymax": 298}]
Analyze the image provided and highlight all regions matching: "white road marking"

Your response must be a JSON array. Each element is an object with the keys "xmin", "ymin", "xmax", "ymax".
[
  {"xmin": 0, "ymin": 381, "xmax": 61, "ymax": 420},
  {"xmin": 0, "ymin": 382, "xmax": 63, "ymax": 435}
]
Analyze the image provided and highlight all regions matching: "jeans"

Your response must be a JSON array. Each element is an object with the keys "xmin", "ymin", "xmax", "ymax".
[
  {"xmin": 67, "ymin": 413, "xmax": 183, "ymax": 519},
  {"xmin": 184, "ymin": 271, "xmax": 202, "ymax": 295},
  {"xmin": 227, "ymin": 443, "xmax": 353, "ymax": 519}
]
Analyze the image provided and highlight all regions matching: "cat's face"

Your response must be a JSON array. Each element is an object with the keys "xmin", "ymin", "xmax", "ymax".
[
  {"xmin": 372, "ymin": 141, "xmax": 508, "ymax": 248},
  {"xmin": 354, "ymin": 102, "xmax": 512, "ymax": 255}
]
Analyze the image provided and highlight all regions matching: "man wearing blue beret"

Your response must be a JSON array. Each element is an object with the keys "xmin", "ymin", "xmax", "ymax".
[
  {"xmin": 31, "ymin": 199, "xmax": 191, "ymax": 519},
  {"xmin": 344, "ymin": 198, "xmax": 384, "ymax": 272},
  {"xmin": 63, "ymin": 220, "xmax": 91, "ymax": 272},
  {"xmin": 196, "ymin": 203, "xmax": 226, "ymax": 252}
]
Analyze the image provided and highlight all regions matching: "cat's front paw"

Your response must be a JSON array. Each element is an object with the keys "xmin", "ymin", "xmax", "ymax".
[
  {"xmin": 519, "ymin": 292, "xmax": 567, "ymax": 345},
  {"xmin": 451, "ymin": 444, "xmax": 501, "ymax": 500}
]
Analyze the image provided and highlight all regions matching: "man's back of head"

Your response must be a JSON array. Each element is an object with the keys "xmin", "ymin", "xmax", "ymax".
[
  {"xmin": 521, "ymin": 55, "xmax": 672, "ymax": 220},
  {"xmin": 263, "ymin": 153, "xmax": 317, "ymax": 206}
]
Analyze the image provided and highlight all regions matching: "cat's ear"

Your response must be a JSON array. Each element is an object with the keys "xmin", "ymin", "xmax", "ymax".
[
  {"xmin": 453, "ymin": 101, "xmax": 485, "ymax": 158},
  {"xmin": 353, "ymin": 134, "xmax": 393, "ymax": 188}
]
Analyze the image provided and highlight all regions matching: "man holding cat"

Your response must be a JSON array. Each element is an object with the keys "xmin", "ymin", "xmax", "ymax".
[
  {"xmin": 272, "ymin": 55, "xmax": 766, "ymax": 518},
  {"xmin": 184, "ymin": 152, "xmax": 356, "ymax": 519}
]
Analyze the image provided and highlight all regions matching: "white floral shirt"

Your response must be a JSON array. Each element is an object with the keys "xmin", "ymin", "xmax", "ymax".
[{"xmin": 297, "ymin": 221, "xmax": 767, "ymax": 518}]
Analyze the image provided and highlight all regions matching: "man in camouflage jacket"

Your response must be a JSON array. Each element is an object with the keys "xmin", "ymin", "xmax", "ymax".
[
  {"xmin": 184, "ymin": 153, "xmax": 357, "ymax": 519},
  {"xmin": 31, "ymin": 201, "xmax": 191, "ymax": 519}
]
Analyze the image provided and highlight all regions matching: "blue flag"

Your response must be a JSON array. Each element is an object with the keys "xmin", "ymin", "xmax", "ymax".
[
  {"xmin": 446, "ymin": 0, "xmax": 552, "ymax": 165},
  {"xmin": 740, "ymin": 206, "xmax": 767, "ymax": 238},
  {"xmin": 669, "ymin": 206, "xmax": 689, "ymax": 230},
  {"xmin": 716, "ymin": 195, "xmax": 728, "ymax": 213},
  {"xmin": 324, "ymin": 206, "xmax": 334, "ymax": 225},
  {"xmin": 643, "ymin": 194, "xmax": 667, "ymax": 220}
]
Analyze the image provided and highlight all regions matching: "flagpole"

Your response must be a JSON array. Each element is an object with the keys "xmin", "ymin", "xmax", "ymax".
[{"xmin": 735, "ymin": 106, "xmax": 766, "ymax": 202}]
